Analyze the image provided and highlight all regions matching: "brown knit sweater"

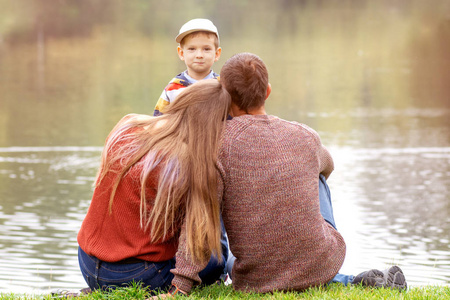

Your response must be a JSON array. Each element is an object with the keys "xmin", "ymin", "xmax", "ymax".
[{"xmin": 172, "ymin": 114, "xmax": 346, "ymax": 293}]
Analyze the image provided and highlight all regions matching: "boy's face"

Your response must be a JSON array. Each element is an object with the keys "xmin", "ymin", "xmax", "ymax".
[{"xmin": 177, "ymin": 33, "xmax": 221, "ymax": 80}]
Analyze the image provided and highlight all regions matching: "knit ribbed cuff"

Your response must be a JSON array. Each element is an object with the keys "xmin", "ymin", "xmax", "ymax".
[{"xmin": 171, "ymin": 274, "xmax": 195, "ymax": 294}]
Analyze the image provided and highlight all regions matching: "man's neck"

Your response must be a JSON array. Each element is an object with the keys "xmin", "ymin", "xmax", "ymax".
[{"xmin": 230, "ymin": 103, "xmax": 266, "ymax": 117}]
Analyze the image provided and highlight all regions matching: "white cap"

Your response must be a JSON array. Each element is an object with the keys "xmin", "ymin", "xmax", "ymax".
[{"xmin": 175, "ymin": 18, "xmax": 219, "ymax": 44}]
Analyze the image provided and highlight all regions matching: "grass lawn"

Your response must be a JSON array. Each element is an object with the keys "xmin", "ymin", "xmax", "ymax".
[{"xmin": 1, "ymin": 283, "xmax": 449, "ymax": 300}]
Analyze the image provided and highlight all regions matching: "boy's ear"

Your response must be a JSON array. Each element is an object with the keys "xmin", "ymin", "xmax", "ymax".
[
  {"xmin": 215, "ymin": 47, "xmax": 222, "ymax": 62},
  {"xmin": 177, "ymin": 46, "xmax": 185, "ymax": 61}
]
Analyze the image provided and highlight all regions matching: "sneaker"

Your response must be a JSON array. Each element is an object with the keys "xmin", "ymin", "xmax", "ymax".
[
  {"xmin": 383, "ymin": 266, "xmax": 407, "ymax": 290},
  {"xmin": 352, "ymin": 265, "xmax": 407, "ymax": 291}
]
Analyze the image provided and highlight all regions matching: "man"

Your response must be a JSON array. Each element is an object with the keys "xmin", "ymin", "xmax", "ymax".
[{"xmin": 165, "ymin": 52, "xmax": 407, "ymax": 296}]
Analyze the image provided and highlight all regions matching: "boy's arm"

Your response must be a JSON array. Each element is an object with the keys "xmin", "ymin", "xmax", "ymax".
[
  {"xmin": 153, "ymin": 76, "xmax": 190, "ymax": 116},
  {"xmin": 153, "ymin": 90, "xmax": 170, "ymax": 116}
]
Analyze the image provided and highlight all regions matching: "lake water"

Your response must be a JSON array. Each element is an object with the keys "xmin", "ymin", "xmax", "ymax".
[{"xmin": 0, "ymin": 0, "xmax": 449, "ymax": 294}]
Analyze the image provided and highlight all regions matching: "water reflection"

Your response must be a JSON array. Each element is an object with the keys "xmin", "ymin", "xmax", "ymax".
[
  {"xmin": 0, "ymin": 147, "xmax": 100, "ymax": 292},
  {"xmin": 330, "ymin": 146, "xmax": 450, "ymax": 286},
  {"xmin": 0, "ymin": 126, "xmax": 449, "ymax": 292},
  {"xmin": 312, "ymin": 107, "xmax": 450, "ymax": 148}
]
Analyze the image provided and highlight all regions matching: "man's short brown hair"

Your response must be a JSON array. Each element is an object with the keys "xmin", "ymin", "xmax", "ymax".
[{"xmin": 220, "ymin": 53, "xmax": 269, "ymax": 113}]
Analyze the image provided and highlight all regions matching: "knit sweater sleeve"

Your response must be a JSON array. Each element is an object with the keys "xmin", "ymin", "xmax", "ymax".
[
  {"xmin": 170, "ymin": 164, "xmax": 225, "ymax": 293},
  {"xmin": 318, "ymin": 144, "xmax": 334, "ymax": 179},
  {"xmin": 298, "ymin": 123, "xmax": 334, "ymax": 179},
  {"xmin": 170, "ymin": 221, "xmax": 206, "ymax": 292}
]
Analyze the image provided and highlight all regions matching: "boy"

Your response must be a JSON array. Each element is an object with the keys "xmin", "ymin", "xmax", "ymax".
[
  {"xmin": 153, "ymin": 18, "xmax": 228, "ymax": 288},
  {"xmin": 153, "ymin": 18, "xmax": 222, "ymax": 116}
]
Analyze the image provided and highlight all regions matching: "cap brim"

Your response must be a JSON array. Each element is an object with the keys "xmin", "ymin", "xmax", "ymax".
[{"xmin": 175, "ymin": 29, "xmax": 218, "ymax": 43}]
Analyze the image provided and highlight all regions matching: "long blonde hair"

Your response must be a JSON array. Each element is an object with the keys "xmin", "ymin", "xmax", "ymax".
[{"xmin": 96, "ymin": 79, "xmax": 230, "ymax": 263}]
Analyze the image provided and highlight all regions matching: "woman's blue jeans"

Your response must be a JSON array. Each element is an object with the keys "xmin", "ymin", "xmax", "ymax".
[
  {"xmin": 79, "ymin": 219, "xmax": 229, "ymax": 291},
  {"xmin": 226, "ymin": 175, "xmax": 354, "ymax": 285},
  {"xmin": 78, "ymin": 247, "xmax": 174, "ymax": 292}
]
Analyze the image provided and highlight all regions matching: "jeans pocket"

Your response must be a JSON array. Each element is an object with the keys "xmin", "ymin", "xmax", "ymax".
[{"xmin": 141, "ymin": 259, "xmax": 175, "ymax": 291}]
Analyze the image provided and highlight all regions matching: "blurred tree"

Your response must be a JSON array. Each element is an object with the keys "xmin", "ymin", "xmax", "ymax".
[
  {"xmin": 2, "ymin": 0, "xmax": 114, "ymax": 43},
  {"xmin": 409, "ymin": 3, "xmax": 450, "ymax": 106}
]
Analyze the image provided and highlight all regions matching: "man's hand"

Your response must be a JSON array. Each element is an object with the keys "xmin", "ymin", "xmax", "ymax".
[
  {"xmin": 147, "ymin": 285, "xmax": 187, "ymax": 299},
  {"xmin": 148, "ymin": 293, "xmax": 172, "ymax": 299}
]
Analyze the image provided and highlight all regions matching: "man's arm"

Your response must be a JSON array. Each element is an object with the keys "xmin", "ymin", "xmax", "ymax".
[
  {"xmin": 168, "ymin": 164, "xmax": 226, "ymax": 296},
  {"xmin": 298, "ymin": 123, "xmax": 334, "ymax": 179},
  {"xmin": 152, "ymin": 163, "xmax": 226, "ymax": 299},
  {"xmin": 149, "ymin": 222, "xmax": 206, "ymax": 299},
  {"xmin": 169, "ymin": 221, "xmax": 206, "ymax": 294},
  {"xmin": 318, "ymin": 144, "xmax": 334, "ymax": 179}
]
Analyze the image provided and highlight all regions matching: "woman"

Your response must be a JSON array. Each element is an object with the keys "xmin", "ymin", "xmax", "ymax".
[{"xmin": 77, "ymin": 79, "xmax": 231, "ymax": 291}]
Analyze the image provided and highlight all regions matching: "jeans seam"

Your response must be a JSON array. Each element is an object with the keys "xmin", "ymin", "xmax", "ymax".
[
  {"xmin": 100, "ymin": 263, "xmax": 148, "ymax": 273},
  {"xmin": 79, "ymin": 252, "xmax": 97, "ymax": 278}
]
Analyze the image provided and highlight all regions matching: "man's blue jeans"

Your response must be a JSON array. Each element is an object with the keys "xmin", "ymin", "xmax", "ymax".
[
  {"xmin": 226, "ymin": 175, "xmax": 354, "ymax": 286},
  {"xmin": 318, "ymin": 174, "xmax": 354, "ymax": 285}
]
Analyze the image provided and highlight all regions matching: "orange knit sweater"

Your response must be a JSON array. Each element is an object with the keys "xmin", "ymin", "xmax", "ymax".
[{"xmin": 77, "ymin": 134, "xmax": 178, "ymax": 263}]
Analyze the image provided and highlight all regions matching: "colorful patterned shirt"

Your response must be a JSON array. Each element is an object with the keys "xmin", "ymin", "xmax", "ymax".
[{"xmin": 153, "ymin": 70, "xmax": 219, "ymax": 116}]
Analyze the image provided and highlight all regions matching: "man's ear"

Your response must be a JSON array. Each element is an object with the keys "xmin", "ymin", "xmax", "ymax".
[
  {"xmin": 177, "ymin": 46, "xmax": 185, "ymax": 61},
  {"xmin": 265, "ymin": 83, "xmax": 272, "ymax": 100}
]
